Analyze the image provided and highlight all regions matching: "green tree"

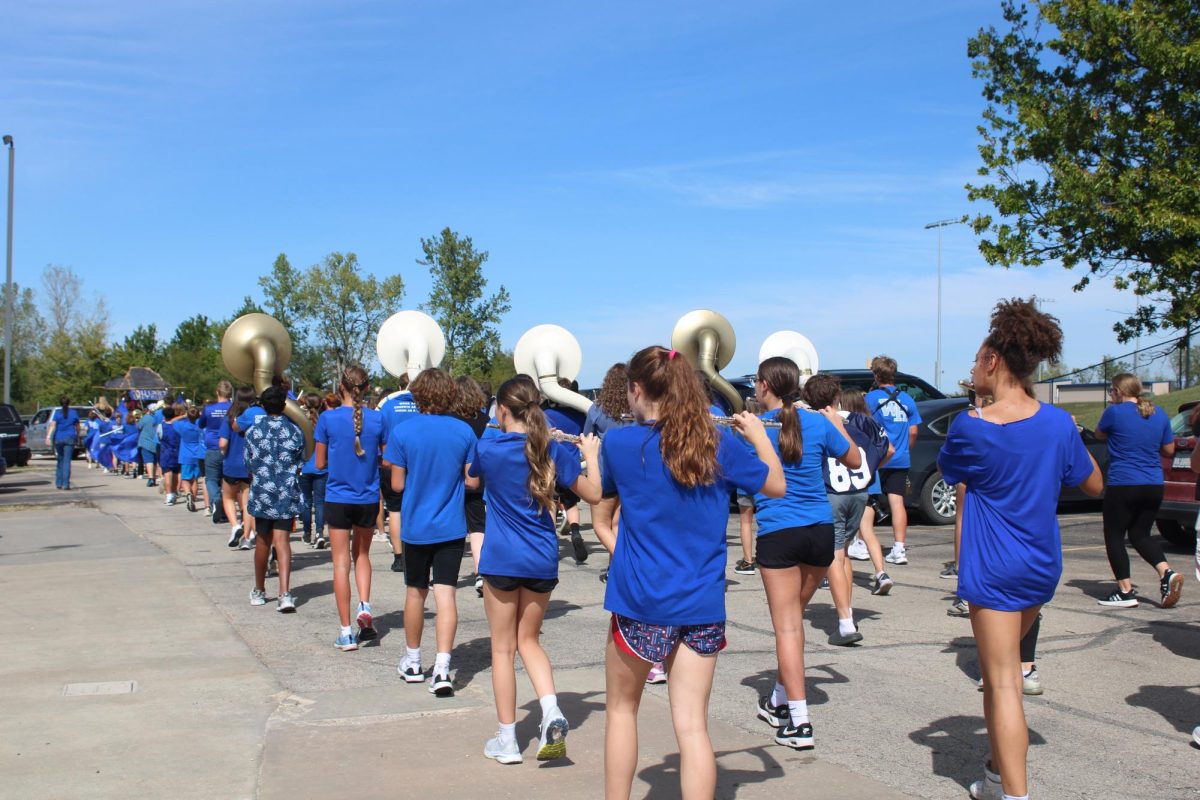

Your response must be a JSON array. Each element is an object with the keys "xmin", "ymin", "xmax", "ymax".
[
  {"xmin": 109, "ymin": 324, "xmax": 163, "ymax": 371},
  {"xmin": 967, "ymin": 0, "xmax": 1200, "ymax": 341},
  {"xmin": 303, "ymin": 252, "xmax": 404, "ymax": 376},
  {"xmin": 0, "ymin": 283, "xmax": 46, "ymax": 410},
  {"xmin": 36, "ymin": 265, "xmax": 111, "ymax": 405},
  {"xmin": 418, "ymin": 228, "xmax": 511, "ymax": 378},
  {"xmin": 160, "ymin": 314, "xmax": 225, "ymax": 401}
]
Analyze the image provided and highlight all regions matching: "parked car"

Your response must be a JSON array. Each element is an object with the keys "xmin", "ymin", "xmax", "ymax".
[
  {"xmin": 1155, "ymin": 400, "xmax": 1199, "ymax": 549},
  {"xmin": 725, "ymin": 369, "xmax": 946, "ymax": 412},
  {"xmin": 0, "ymin": 452, "xmax": 7, "ymax": 478},
  {"xmin": 0, "ymin": 403, "xmax": 31, "ymax": 467},
  {"xmin": 25, "ymin": 405, "xmax": 95, "ymax": 457},
  {"xmin": 902, "ymin": 398, "xmax": 1109, "ymax": 525}
]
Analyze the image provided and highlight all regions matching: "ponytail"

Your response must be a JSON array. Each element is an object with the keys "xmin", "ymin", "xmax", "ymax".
[
  {"xmin": 1111, "ymin": 372, "xmax": 1154, "ymax": 419},
  {"xmin": 496, "ymin": 376, "xmax": 557, "ymax": 514},
  {"xmin": 627, "ymin": 346, "xmax": 719, "ymax": 488},
  {"xmin": 341, "ymin": 365, "xmax": 370, "ymax": 456},
  {"xmin": 762, "ymin": 357, "xmax": 806, "ymax": 463}
]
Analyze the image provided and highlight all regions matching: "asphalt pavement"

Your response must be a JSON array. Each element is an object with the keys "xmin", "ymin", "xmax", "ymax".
[{"xmin": 2, "ymin": 457, "xmax": 1197, "ymax": 799}]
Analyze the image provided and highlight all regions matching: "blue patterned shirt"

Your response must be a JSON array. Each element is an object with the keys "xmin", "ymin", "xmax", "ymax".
[{"xmin": 244, "ymin": 415, "xmax": 304, "ymax": 520}]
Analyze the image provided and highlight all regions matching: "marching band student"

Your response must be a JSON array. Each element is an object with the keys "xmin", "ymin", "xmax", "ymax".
[
  {"xmin": 299, "ymin": 394, "xmax": 329, "ymax": 549},
  {"xmin": 866, "ymin": 356, "xmax": 922, "ymax": 565},
  {"xmin": 137, "ymin": 404, "xmax": 160, "ymax": 487},
  {"xmin": 245, "ymin": 386, "xmax": 305, "ymax": 613},
  {"xmin": 452, "ymin": 377, "xmax": 491, "ymax": 597},
  {"xmin": 544, "ymin": 378, "xmax": 589, "ymax": 563},
  {"xmin": 748, "ymin": 359, "xmax": 859, "ymax": 750},
  {"xmin": 115, "ymin": 411, "xmax": 142, "ymax": 477},
  {"xmin": 201, "ymin": 382, "xmax": 233, "ymax": 518},
  {"xmin": 83, "ymin": 410, "xmax": 100, "ymax": 469},
  {"xmin": 840, "ymin": 390, "xmax": 894, "ymax": 594},
  {"xmin": 220, "ymin": 387, "xmax": 257, "ymax": 549},
  {"xmin": 97, "ymin": 412, "xmax": 122, "ymax": 473},
  {"xmin": 314, "ymin": 365, "xmax": 387, "ymax": 651},
  {"xmin": 158, "ymin": 405, "xmax": 182, "ymax": 505},
  {"xmin": 176, "ymin": 405, "xmax": 207, "ymax": 512},
  {"xmin": 384, "ymin": 368, "xmax": 478, "ymax": 696},
  {"xmin": 938, "ymin": 298, "xmax": 1102, "ymax": 800},
  {"xmin": 45, "ymin": 396, "xmax": 82, "ymax": 490},
  {"xmin": 378, "ymin": 374, "xmax": 418, "ymax": 572},
  {"xmin": 591, "ymin": 346, "xmax": 784, "ymax": 800},
  {"xmin": 471, "ymin": 376, "xmax": 602, "ymax": 765}
]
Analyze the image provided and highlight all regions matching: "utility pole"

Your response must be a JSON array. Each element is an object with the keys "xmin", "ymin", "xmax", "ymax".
[
  {"xmin": 923, "ymin": 217, "xmax": 966, "ymax": 392},
  {"xmin": 3, "ymin": 135, "xmax": 13, "ymax": 405}
]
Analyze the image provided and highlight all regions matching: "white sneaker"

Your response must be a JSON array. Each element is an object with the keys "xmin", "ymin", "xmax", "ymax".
[
  {"xmin": 536, "ymin": 710, "xmax": 569, "ymax": 761},
  {"xmin": 1193, "ymin": 725, "xmax": 1200, "ymax": 747},
  {"xmin": 164, "ymin": 493, "xmax": 176, "ymax": 506},
  {"xmin": 277, "ymin": 592, "xmax": 296, "ymax": 613},
  {"xmin": 484, "ymin": 734, "xmax": 523, "ymax": 765},
  {"xmin": 846, "ymin": 537, "xmax": 870, "ymax": 561},
  {"xmin": 885, "ymin": 546, "xmax": 908, "ymax": 565},
  {"xmin": 249, "ymin": 588, "xmax": 267, "ymax": 606},
  {"xmin": 968, "ymin": 762, "xmax": 1003, "ymax": 800}
]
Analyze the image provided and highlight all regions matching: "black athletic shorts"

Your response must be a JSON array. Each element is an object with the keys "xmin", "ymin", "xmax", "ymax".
[
  {"xmin": 756, "ymin": 523, "xmax": 835, "ymax": 569},
  {"xmin": 222, "ymin": 475, "xmax": 250, "ymax": 487},
  {"xmin": 325, "ymin": 501, "xmax": 377, "ymax": 530},
  {"xmin": 482, "ymin": 574, "xmax": 558, "ymax": 594},
  {"xmin": 404, "ymin": 537, "xmax": 466, "ymax": 589},
  {"xmin": 379, "ymin": 465, "xmax": 403, "ymax": 512},
  {"xmin": 465, "ymin": 493, "xmax": 487, "ymax": 532},
  {"xmin": 255, "ymin": 516, "xmax": 293, "ymax": 537},
  {"xmin": 878, "ymin": 468, "xmax": 908, "ymax": 497},
  {"xmin": 557, "ymin": 485, "xmax": 580, "ymax": 511}
]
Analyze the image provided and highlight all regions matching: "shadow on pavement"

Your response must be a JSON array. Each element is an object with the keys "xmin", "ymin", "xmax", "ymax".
[
  {"xmin": 1132, "ymin": 621, "xmax": 1200, "ymax": 660},
  {"xmin": 637, "ymin": 745, "xmax": 786, "ymax": 799},
  {"xmin": 1126, "ymin": 684, "xmax": 1200, "ymax": 735},
  {"xmin": 1063, "ymin": 578, "xmax": 1120, "ymax": 602},
  {"xmin": 451, "ymin": 635, "xmax": 492, "ymax": 691},
  {"xmin": 737, "ymin": 665, "xmax": 848, "ymax": 707},
  {"xmin": 941, "ymin": 636, "xmax": 979, "ymax": 681},
  {"xmin": 805, "ymin": 602, "xmax": 881, "ymax": 638},
  {"xmin": 513, "ymin": 689, "xmax": 607, "ymax": 760},
  {"xmin": 909, "ymin": 714, "xmax": 1046, "ymax": 791}
]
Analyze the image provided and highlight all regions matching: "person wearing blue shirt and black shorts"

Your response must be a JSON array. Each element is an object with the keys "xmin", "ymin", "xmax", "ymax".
[
  {"xmin": 591, "ymin": 346, "xmax": 784, "ymax": 800},
  {"xmin": 315, "ymin": 366, "xmax": 387, "ymax": 651},
  {"xmin": 201, "ymin": 382, "xmax": 233, "ymax": 519},
  {"xmin": 378, "ymin": 375, "xmax": 419, "ymax": 571},
  {"xmin": 299, "ymin": 394, "xmax": 330, "ymax": 549},
  {"xmin": 470, "ymin": 376, "xmax": 602, "ymax": 765},
  {"xmin": 938, "ymin": 298, "xmax": 1102, "ymax": 800},
  {"xmin": 384, "ymin": 368, "xmax": 478, "ymax": 695},
  {"xmin": 219, "ymin": 387, "xmax": 257, "ymax": 550},
  {"xmin": 1093, "ymin": 372, "xmax": 1182, "ymax": 609},
  {"xmin": 865, "ymin": 356, "xmax": 922, "ymax": 566},
  {"xmin": 45, "ymin": 397, "xmax": 82, "ymax": 490},
  {"xmin": 748, "ymin": 361, "xmax": 860, "ymax": 749}
]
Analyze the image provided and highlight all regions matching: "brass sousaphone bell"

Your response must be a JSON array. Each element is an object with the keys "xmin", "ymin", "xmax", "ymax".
[
  {"xmin": 514, "ymin": 324, "xmax": 594, "ymax": 414},
  {"xmin": 375, "ymin": 310, "xmax": 446, "ymax": 402},
  {"xmin": 760, "ymin": 330, "xmax": 820, "ymax": 385},
  {"xmin": 671, "ymin": 309, "xmax": 743, "ymax": 413},
  {"xmin": 221, "ymin": 313, "xmax": 315, "ymax": 458}
]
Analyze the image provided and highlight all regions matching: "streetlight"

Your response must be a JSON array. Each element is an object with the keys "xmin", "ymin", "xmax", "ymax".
[
  {"xmin": 924, "ymin": 216, "xmax": 967, "ymax": 392},
  {"xmin": 3, "ymin": 134, "xmax": 12, "ymax": 405}
]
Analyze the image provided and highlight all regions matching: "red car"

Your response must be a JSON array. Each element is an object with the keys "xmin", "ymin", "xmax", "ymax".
[{"xmin": 1156, "ymin": 400, "xmax": 1199, "ymax": 548}]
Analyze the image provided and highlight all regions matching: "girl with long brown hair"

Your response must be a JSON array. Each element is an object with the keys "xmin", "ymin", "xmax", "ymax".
[
  {"xmin": 219, "ymin": 386, "xmax": 257, "ymax": 548},
  {"xmin": 591, "ymin": 346, "xmax": 784, "ymax": 800},
  {"xmin": 299, "ymin": 393, "xmax": 329, "ymax": 549},
  {"xmin": 469, "ymin": 375, "xmax": 602, "ymax": 764},
  {"xmin": 452, "ymin": 376, "xmax": 492, "ymax": 597},
  {"xmin": 314, "ymin": 365, "xmax": 387, "ymax": 651}
]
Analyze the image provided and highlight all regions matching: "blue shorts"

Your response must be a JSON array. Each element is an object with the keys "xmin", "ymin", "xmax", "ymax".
[
  {"xmin": 181, "ymin": 463, "xmax": 200, "ymax": 480},
  {"xmin": 610, "ymin": 613, "xmax": 726, "ymax": 663}
]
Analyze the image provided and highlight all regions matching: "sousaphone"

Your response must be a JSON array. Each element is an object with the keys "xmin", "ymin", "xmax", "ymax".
[
  {"xmin": 376, "ymin": 311, "xmax": 446, "ymax": 401},
  {"xmin": 514, "ymin": 324, "xmax": 593, "ymax": 414},
  {"xmin": 759, "ymin": 330, "xmax": 820, "ymax": 385},
  {"xmin": 671, "ymin": 309, "xmax": 742, "ymax": 413}
]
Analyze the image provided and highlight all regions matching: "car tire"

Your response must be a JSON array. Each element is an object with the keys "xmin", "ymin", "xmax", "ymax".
[
  {"xmin": 1155, "ymin": 519, "xmax": 1197, "ymax": 549},
  {"xmin": 919, "ymin": 471, "xmax": 956, "ymax": 526}
]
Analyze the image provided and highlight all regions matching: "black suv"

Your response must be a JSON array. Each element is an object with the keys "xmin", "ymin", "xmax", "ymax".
[{"xmin": 0, "ymin": 403, "xmax": 31, "ymax": 467}]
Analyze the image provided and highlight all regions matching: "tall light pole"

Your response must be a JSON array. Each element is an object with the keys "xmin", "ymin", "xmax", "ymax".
[
  {"xmin": 924, "ymin": 216, "xmax": 966, "ymax": 391},
  {"xmin": 3, "ymin": 135, "xmax": 13, "ymax": 405}
]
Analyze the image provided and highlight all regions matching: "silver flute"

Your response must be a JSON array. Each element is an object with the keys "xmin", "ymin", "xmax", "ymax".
[
  {"xmin": 619, "ymin": 413, "xmax": 782, "ymax": 429},
  {"xmin": 486, "ymin": 423, "xmax": 584, "ymax": 445}
]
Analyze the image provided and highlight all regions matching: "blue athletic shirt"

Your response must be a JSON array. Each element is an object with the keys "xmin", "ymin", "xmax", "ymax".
[
  {"xmin": 201, "ymin": 401, "xmax": 231, "ymax": 450},
  {"xmin": 752, "ymin": 408, "xmax": 849, "ymax": 532},
  {"xmin": 313, "ymin": 405, "xmax": 387, "ymax": 504},
  {"xmin": 219, "ymin": 417, "xmax": 249, "ymax": 479},
  {"xmin": 1096, "ymin": 402, "xmax": 1173, "ymax": 486},
  {"xmin": 158, "ymin": 422, "xmax": 180, "ymax": 470},
  {"xmin": 470, "ymin": 433, "xmax": 582, "ymax": 579},
  {"xmin": 938, "ymin": 403, "xmax": 1094, "ymax": 612},
  {"xmin": 824, "ymin": 411, "xmax": 890, "ymax": 495},
  {"xmin": 137, "ymin": 414, "xmax": 158, "ymax": 452},
  {"xmin": 379, "ymin": 391, "xmax": 419, "ymax": 435},
  {"xmin": 865, "ymin": 386, "xmax": 922, "ymax": 469},
  {"xmin": 175, "ymin": 419, "xmax": 205, "ymax": 465},
  {"xmin": 382, "ymin": 414, "xmax": 477, "ymax": 544},
  {"xmin": 601, "ymin": 424, "xmax": 769, "ymax": 626},
  {"xmin": 50, "ymin": 408, "xmax": 80, "ymax": 443}
]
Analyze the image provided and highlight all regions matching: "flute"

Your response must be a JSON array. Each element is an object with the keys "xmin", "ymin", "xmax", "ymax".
[
  {"xmin": 618, "ymin": 414, "xmax": 783, "ymax": 429},
  {"xmin": 487, "ymin": 423, "xmax": 583, "ymax": 445}
]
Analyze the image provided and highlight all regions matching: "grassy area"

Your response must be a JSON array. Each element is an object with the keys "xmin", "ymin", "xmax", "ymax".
[{"xmin": 1059, "ymin": 385, "xmax": 1200, "ymax": 430}]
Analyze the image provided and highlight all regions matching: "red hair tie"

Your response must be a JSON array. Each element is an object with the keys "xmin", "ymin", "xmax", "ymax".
[{"xmin": 668, "ymin": 349, "xmax": 678, "ymax": 361}]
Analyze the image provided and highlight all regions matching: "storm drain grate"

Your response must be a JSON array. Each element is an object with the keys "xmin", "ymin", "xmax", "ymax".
[{"xmin": 62, "ymin": 681, "xmax": 137, "ymax": 697}]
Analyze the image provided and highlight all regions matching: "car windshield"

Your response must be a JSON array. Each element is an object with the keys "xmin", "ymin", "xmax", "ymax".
[
  {"xmin": 899, "ymin": 383, "xmax": 938, "ymax": 402},
  {"xmin": 0, "ymin": 406, "xmax": 19, "ymax": 424},
  {"xmin": 1169, "ymin": 409, "xmax": 1197, "ymax": 437}
]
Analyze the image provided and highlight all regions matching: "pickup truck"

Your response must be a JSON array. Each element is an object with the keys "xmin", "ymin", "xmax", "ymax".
[
  {"xmin": 1156, "ymin": 401, "xmax": 1199, "ymax": 548},
  {"xmin": 0, "ymin": 403, "xmax": 31, "ymax": 467}
]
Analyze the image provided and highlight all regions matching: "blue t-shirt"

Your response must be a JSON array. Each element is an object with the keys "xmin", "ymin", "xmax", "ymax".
[
  {"xmin": 137, "ymin": 414, "xmax": 158, "ymax": 452},
  {"xmin": 313, "ymin": 405, "xmax": 386, "ymax": 504},
  {"xmin": 866, "ymin": 386, "xmax": 922, "ymax": 469},
  {"xmin": 236, "ymin": 406, "xmax": 267, "ymax": 431},
  {"xmin": 544, "ymin": 407, "xmax": 585, "ymax": 436},
  {"xmin": 245, "ymin": 415, "xmax": 305, "ymax": 519},
  {"xmin": 1097, "ymin": 402, "xmax": 1173, "ymax": 486},
  {"xmin": 601, "ymin": 425, "xmax": 769, "ymax": 626},
  {"xmin": 302, "ymin": 414, "xmax": 328, "ymax": 476},
  {"xmin": 583, "ymin": 404, "xmax": 631, "ymax": 437},
  {"xmin": 175, "ymin": 419, "xmax": 205, "ymax": 465},
  {"xmin": 219, "ymin": 417, "xmax": 249, "ymax": 479},
  {"xmin": 471, "ymin": 433, "xmax": 582, "ymax": 579},
  {"xmin": 51, "ymin": 408, "xmax": 80, "ymax": 443},
  {"xmin": 753, "ymin": 408, "xmax": 849, "ymax": 533},
  {"xmin": 158, "ymin": 423, "xmax": 181, "ymax": 470},
  {"xmin": 200, "ymin": 401, "xmax": 231, "ymax": 450},
  {"xmin": 824, "ymin": 411, "xmax": 890, "ymax": 495},
  {"xmin": 379, "ymin": 391, "xmax": 419, "ymax": 435},
  {"xmin": 382, "ymin": 414, "xmax": 478, "ymax": 544},
  {"xmin": 938, "ymin": 404, "xmax": 1094, "ymax": 612}
]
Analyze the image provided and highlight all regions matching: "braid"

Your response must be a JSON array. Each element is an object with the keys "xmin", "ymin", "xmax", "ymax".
[
  {"xmin": 341, "ymin": 365, "xmax": 370, "ymax": 456},
  {"xmin": 353, "ymin": 394, "xmax": 364, "ymax": 456}
]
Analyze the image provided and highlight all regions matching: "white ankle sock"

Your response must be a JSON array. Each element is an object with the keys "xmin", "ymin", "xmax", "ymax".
[
  {"xmin": 434, "ymin": 651, "xmax": 451, "ymax": 672},
  {"xmin": 787, "ymin": 699, "xmax": 809, "ymax": 724},
  {"xmin": 539, "ymin": 694, "xmax": 558, "ymax": 717},
  {"xmin": 1003, "ymin": 795, "xmax": 1028, "ymax": 800},
  {"xmin": 498, "ymin": 721, "xmax": 516, "ymax": 743},
  {"xmin": 770, "ymin": 682, "xmax": 787, "ymax": 707},
  {"xmin": 340, "ymin": 625, "xmax": 352, "ymax": 637},
  {"xmin": 405, "ymin": 646, "xmax": 421, "ymax": 666},
  {"xmin": 838, "ymin": 617, "xmax": 856, "ymax": 636}
]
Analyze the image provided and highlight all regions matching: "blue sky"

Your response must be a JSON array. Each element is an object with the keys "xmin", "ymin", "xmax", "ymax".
[{"xmin": 2, "ymin": 1, "xmax": 1163, "ymax": 387}]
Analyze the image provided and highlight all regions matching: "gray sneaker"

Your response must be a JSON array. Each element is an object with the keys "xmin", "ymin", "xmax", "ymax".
[
  {"xmin": 277, "ymin": 592, "xmax": 296, "ymax": 613},
  {"xmin": 484, "ymin": 734, "xmax": 523, "ymax": 765},
  {"xmin": 947, "ymin": 597, "xmax": 970, "ymax": 617},
  {"xmin": 536, "ymin": 710, "xmax": 569, "ymax": 761},
  {"xmin": 249, "ymin": 588, "xmax": 267, "ymax": 606},
  {"xmin": 968, "ymin": 761, "xmax": 1003, "ymax": 799},
  {"xmin": 939, "ymin": 562, "xmax": 958, "ymax": 579}
]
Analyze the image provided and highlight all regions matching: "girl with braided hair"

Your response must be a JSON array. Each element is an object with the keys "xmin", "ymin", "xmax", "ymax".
[
  {"xmin": 314, "ymin": 365, "xmax": 387, "ymax": 651},
  {"xmin": 469, "ymin": 375, "xmax": 601, "ymax": 765}
]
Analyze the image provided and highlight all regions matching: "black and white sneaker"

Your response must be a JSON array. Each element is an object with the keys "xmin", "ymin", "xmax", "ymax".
[
  {"xmin": 1160, "ymin": 570, "xmax": 1183, "ymax": 608},
  {"xmin": 756, "ymin": 695, "xmax": 789, "ymax": 728},
  {"xmin": 475, "ymin": 574, "xmax": 484, "ymax": 597},
  {"xmin": 774, "ymin": 721, "xmax": 814, "ymax": 750},
  {"xmin": 227, "ymin": 524, "xmax": 243, "ymax": 548},
  {"xmin": 428, "ymin": 670, "xmax": 454, "ymax": 697},
  {"xmin": 397, "ymin": 662, "xmax": 424, "ymax": 683},
  {"xmin": 733, "ymin": 559, "xmax": 757, "ymax": 575},
  {"xmin": 186, "ymin": 492, "xmax": 196, "ymax": 513},
  {"xmin": 869, "ymin": 572, "xmax": 893, "ymax": 596},
  {"xmin": 1098, "ymin": 589, "xmax": 1139, "ymax": 608}
]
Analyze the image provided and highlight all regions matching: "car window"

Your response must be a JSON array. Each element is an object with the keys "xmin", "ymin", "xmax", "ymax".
[
  {"xmin": 927, "ymin": 408, "xmax": 965, "ymax": 436},
  {"xmin": 898, "ymin": 382, "xmax": 936, "ymax": 402},
  {"xmin": 0, "ymin": 406, "xmax": 19, "ymax": 424},
  {"xmin": 1169, "ymin": 410, "xmax": 1194, "ymax": 437},
  {"xmin": 32, "ymin": 410, "xmax": 49, "ymax": 425}
]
